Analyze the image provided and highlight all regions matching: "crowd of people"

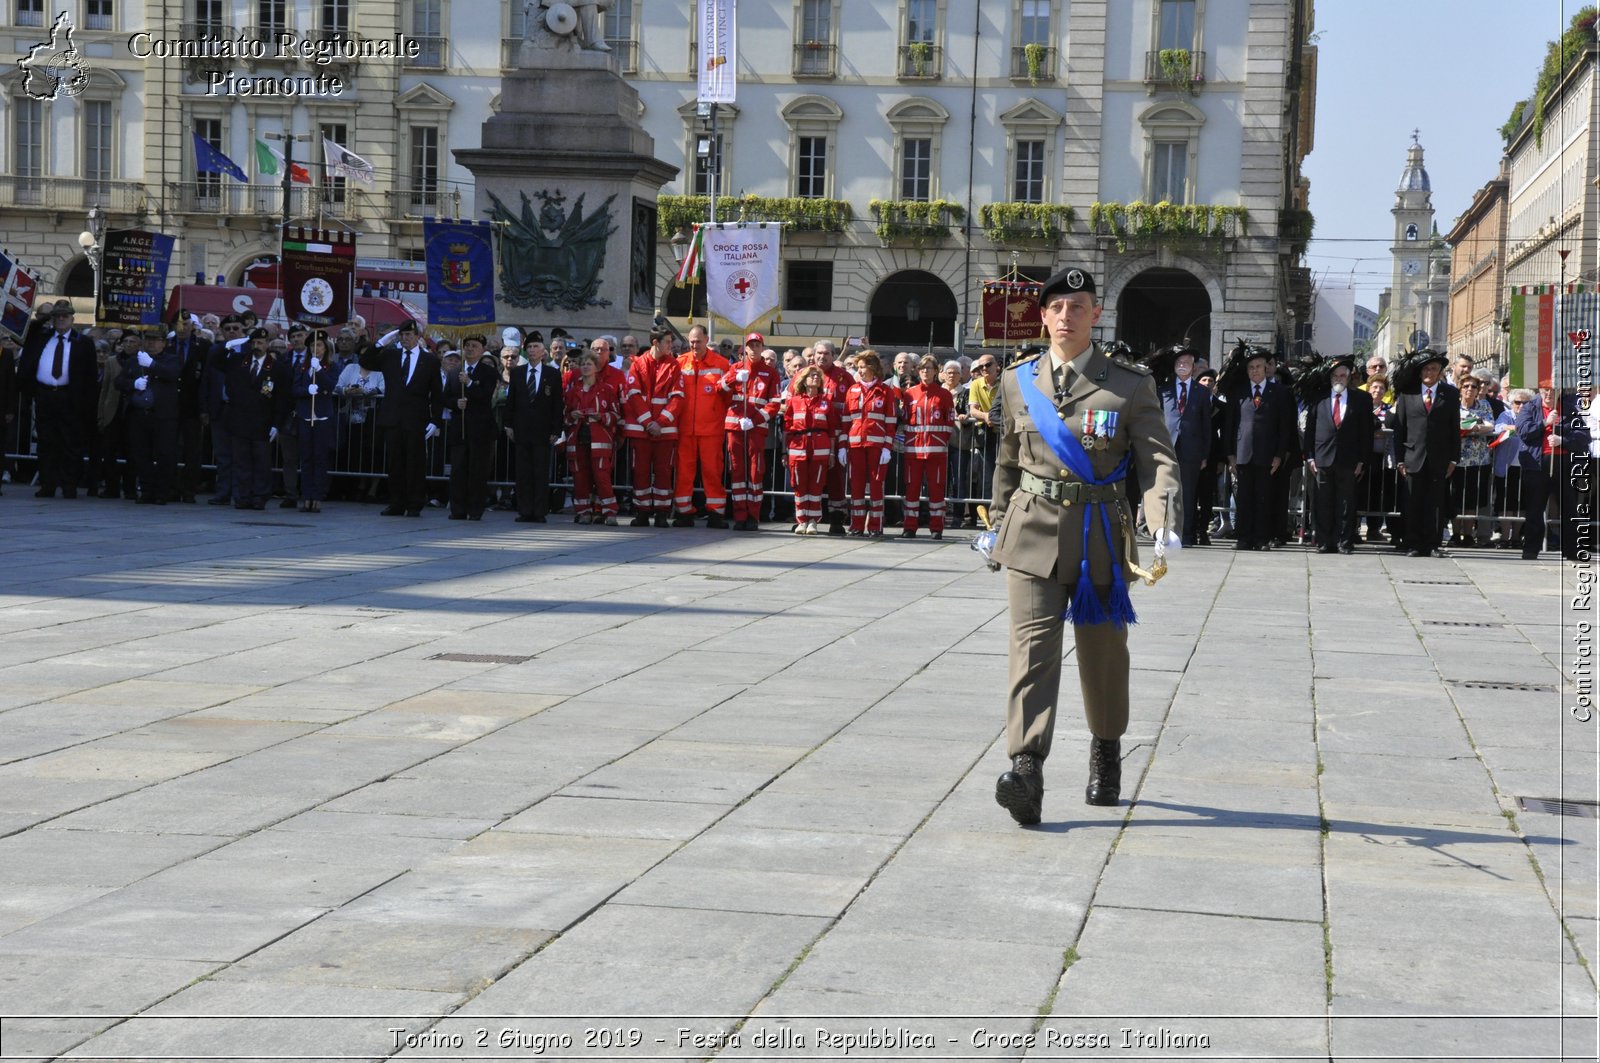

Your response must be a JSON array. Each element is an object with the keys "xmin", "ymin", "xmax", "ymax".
[{"xmin": 2, "ymin": 296, "xmax": 1592, "ymax": 561}]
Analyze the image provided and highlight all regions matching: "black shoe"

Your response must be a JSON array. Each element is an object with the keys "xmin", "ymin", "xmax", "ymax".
[
  {"xmin": 61, "ymin": 488, "xmax": 77, "ymax": 499},
  {"xmin": 1522, "ymin": 550, "xmax": 1541, "ymax": 561},
  {"xmin": 1086, "ymin": 738, "xmax": 1121, "ymax": 806},
  {"xmin": 448, "ymin": 512, "xmax": 467, "ymax": 520},
  {"xmin": 180, "ymin": 494, "xmax": 196, "ymax": 503},
  {"xmin": 671, "ymin": 513, "xmax": 695, "ymax": 528},
  {"xmin": 629, "ymin": 515, "xmax": 650, "ymax": 527},
  {"xmin": 1198, "ymin": 532, "xmax": 1212, "ymax": 545},
  {"xmin": 995, "ymin": 753, "xmax": 1044, "ymax": 826},
  {"xmin": 1316, "ymin": 545, "xmax": 1337, "ymax": 554},
  {"xmin": 405, "ymin": 509, "xmax": 422, "ymax": 517},
  {"xmin": 1339, "ymin": 543, "xmax": 1355, "ymax": 555},
  {"xmin": 251, "ymin": 501, "xmax": 267, "ymax": 510},
  {"xmin": 705, "ymin": 513, "xmax": 729, "ymax": 529},
  {"xmin": 901, "ymin": 528, "xmax": 916, "ymax": 539},
  {"xmin": 279, "ymin": 498, "xmax": 297, "ymax": 509},
  {"xmin": 207, "ymin": 496, "xmax": 231, "ymax": 506},
  {"xmin": 380, "ymin": 506, "xmax": 405, "ymax": 516},
  {"xmin": 467, "ymin": 514, "xmax": 482, "ymax": 521},
  {"xmin": 827, "ymin": 519, "xmax": 846, "ymax": 537},
  {"xmin": 654, "ymin": 514, "xmax": 671, "ymax": 529},
  {"xmin": 1233, "ymin": 541, "xmax": 1253, "ymax": 551},
  {"xmin": 847, "ymin": 529, "xmax": 865, "ymax": 537},
  {"xmin": 34, "ymin": 488, "xmax": 55, "ymax": 498},
  {"xmin": 930, "ymin": 531, "xmax": 942, "ymax": 541},
  {"xmin": 514, "ymin": 514, "xmax": 538, "ymax": 523},
  {"xmin": 1404, "ymin": 548, "xmax": 1427, "ymax": 557}
]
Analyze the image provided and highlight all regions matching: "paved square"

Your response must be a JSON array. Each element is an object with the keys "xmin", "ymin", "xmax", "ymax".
[{"xmin": 0, "ymin": 499, "xmax": 1594, "ymax": 1061}]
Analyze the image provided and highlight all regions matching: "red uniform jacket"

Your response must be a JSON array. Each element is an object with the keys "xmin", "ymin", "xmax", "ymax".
[
  {"xmin": 820, "ymin": 364, "xmax": 854, "ymax": 441},
  {"xmin": 676, "ymin": 350, "xmax": 731, "ymax": 437},
  {"xmin": 902, "ymin": 382, "xmax": 955, "ymax": 457},
  {"xmin": 720, "ymin": 360, "xmax": 784, "ymax": 432},
  {"xmin": 563, "ymin": 378, "xmax": 621, "ymax": 452},
  {"xmin": 845, "ymin": 379, "xmax": 898, "ymax": 448},
  {"xmin": 622, "ymin": 354, "xmax": 685, "ymax": 438},
  {"xmin": 784, "ymin": 391, "xmax": 838, "ymax": 460}
]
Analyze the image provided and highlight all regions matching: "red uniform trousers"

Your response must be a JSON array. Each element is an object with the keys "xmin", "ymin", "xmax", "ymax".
[
  {"xmin": 847, "ymin": 445, "xmax": 890, "ymax": 533},
  {"xmin": 789, "ymin": 457, "xmax": 829, "ymax": 525},
  {"xmin": 674, "ymin": 434, "xmax": 727, "ymax": 515},
  {"xmin": 901, "ymin": 454, "xmax": 948, "ymax": 533},
  {"xmin": 827, "ymin": 461, "xmax": 848, "ymax": 518},
  {"xmin": 629, "ymin": 435, "xmax": 675, "ymax": 515},
  {"xmin": 569, "ymin": 440, "xmax": 617, "ymax": 518},
  {"xmin": 726, "ymin": 429, "xmax": 768, "ymax": 523}
]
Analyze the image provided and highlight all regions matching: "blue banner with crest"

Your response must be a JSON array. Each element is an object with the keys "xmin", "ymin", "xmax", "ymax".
[{"xmin": 423, "ymin": 219, "xmax": 495, "ymax": 334}]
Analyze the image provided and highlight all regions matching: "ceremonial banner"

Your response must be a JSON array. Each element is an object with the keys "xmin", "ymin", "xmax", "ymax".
[
  {"xmin": 703, "ymin": 222, "xmax": 780, "ymax": 332},
  {"xmin": 697, "ymin": 0, "xmax": 736, "ymax": 104},
  {"xmin": 96, "ymin": 228, "xmax": 175, "ymax": 329},
  {"xmin": 423, "ymin": 219, "xmax": 495, "ymax": 335},
  {"xmin": 0, "ymin": 251, "xmax": 37, "ymax": 340},
  {"xmin": 981, "ymin": 279, "xmax": 1044, "ymax": 345},
  {"xmin": 281, "ymin": 227, "xmax": 356, "ymax": 329},
  {"xmin": 1508, "ymin": 284, "xmax": 1598, "ymax": 389}
]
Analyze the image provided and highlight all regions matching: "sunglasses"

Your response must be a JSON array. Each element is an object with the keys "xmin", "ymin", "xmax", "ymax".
[{"xmin": 974, "ymin": 362, "xmax": 997, "ymax": 370}]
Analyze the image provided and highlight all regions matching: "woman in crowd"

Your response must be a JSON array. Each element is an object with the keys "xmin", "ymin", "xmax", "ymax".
[
  {"xmin": 336, "ymin": 342, "xmax": 385, "ymax": 501},
  {"xmin": 1492, "ymin": 387, "xmax": 1523, "ymax": 548},
  {"xmin": 293, "ymin": 335, "xmax": 339, "ymax": 513},
  {"xmin": 782, "ymin": 364, "xmax": 837, "ymax": 534},
  {"xmin": 1451, "ymin": 375, "xmax": 1497, "ymax": 546},
  {"xmin": 1363, "ymin": 370, "xmax": 1398, "ymax": 543},
  {"xmin": 843, "ymin": 349, "xmax": 897, "ymax": 537},
  {"xmin": 940, "ymin": 360, "xmax": 971, "ymax": 528},
  {"xmin": 900, "ymin": 354, "xmax": 955, "ymax": 539},
  {"xmin": 563, "ymin": 350, "xmax": 621, "ymax": 525}
]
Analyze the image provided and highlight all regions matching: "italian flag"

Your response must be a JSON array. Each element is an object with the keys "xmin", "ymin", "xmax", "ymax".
[
  {"xmin": 254, "ymin": 138, "xmax": 312, "ymax": 185},
  {"xmin": 673, "ymin": 224, "xmax": 703, "ymax": 287}
]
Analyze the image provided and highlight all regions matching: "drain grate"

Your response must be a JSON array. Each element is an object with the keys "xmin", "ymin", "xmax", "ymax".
[
  {"xmin": 703, "ymin": 574, "xmax": 774, "ymax": 583},
  {"xmin": 1425, "ymin": 620, "xmax": 1504, "ymax": 628},
  {"xmin": 1519, "ymin": 796, "xmax": 1600, "ymax": 818},
  {"xmin": 428, "ymin": 652, "xmax": 533, "ymax": 665},
  {"xmin": 1448, "ymin": 679, "xmax": 1557, "ymax": 693},
  {"xmin": 235, "ymin": 520, "xmax": 304, "ymax": 528},
  {"xmin": 1396, "ymin": 579, "xmax": 1472, "ymax": 586}
]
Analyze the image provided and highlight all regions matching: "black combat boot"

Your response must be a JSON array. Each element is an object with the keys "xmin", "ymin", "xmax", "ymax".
[
  {"xmin": 1085, "ymin": 737, "xmax": 1121, "ymax": 806},
  {"xmin": 995, "ymin": 753, "xmax": 1044, "ymax": 826}
]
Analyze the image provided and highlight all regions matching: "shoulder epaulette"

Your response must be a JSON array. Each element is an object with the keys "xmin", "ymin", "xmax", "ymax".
[
  {"xmin": 1006, "ymin": 352, "xmax": 1041, "ymax": 371},
  {"xmin": 1109, "ymin": 356, "xmax": 1151, "ymax": 376}
]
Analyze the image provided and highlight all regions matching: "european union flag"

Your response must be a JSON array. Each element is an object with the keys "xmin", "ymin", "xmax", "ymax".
[{"xmin": 192, "ymin": 130, "xmax": 247, "ymax": 183}]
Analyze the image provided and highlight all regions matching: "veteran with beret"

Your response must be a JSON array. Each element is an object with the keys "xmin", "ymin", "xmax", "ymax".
[{"xmin": 986, "ymin": 267, "xmax": 1181, "ymax": 826}]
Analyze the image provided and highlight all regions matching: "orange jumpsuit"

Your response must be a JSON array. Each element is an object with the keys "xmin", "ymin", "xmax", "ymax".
[
  {"xmin": 622, "ymin": 354, "xmax": 685, "ymax": 517},
  {"xmin": 673, "ymin": 349, "xmax": 731, "ymax": 516}
]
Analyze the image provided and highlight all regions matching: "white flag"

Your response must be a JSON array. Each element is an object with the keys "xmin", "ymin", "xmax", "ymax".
[
  {"xmin": 697, "ymin": 0, "xmax": 736, "ymax": 104},
  {"xmin": 704, "ymin": 222, "xmax": 780, "ymax": 331},
  {"xmin": 322, "ymin": 137, "xmax": 374, "ymax": 187}
]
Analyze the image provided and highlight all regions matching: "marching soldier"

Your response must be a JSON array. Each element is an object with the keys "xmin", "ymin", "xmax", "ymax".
[{"xmin": 982, "ymin": 267, "xmax": 1181, "ymax": 826}]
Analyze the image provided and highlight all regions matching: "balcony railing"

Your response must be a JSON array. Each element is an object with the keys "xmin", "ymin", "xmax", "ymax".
[
  {"xmin": 898, "ymin": 43, "xmax": 942, "ymax": 79},
  {"xmin": 245, "ymin": 21, "xmax": 295, "ymax": 57},
  {"xmin": 405, "ymin": 35, "xmax": 447, "ymax": 69},
  {"xmin": 1089, "ymin": 201, "xmax": 1245, "ymax": 252},
  {"xmin": 606, "ymin": 38, "xmax": 638, "ymax": 74},
  {"xmin": 0, "ymin": 174, "xmax": 148, "ymax": 211},
  {"xmin": 793, "ymin": 40, "xmax": 836, "ymax": 77},
  {"xmin": 1010, "ymin": 44, "xmax": 1057, "ymax": 82},
  {"xmin": 1144, "ymin": 49, "xmax": 1206, "ymax": 92},
  {"xmin": 168, "ymin": 181, "xmax": 367, "ymax": 220},
  {"xmin": 868, "ymin": 198, "xmax": 965, "ymax": 245},
  {"xmin": 386, "ymin": 186, "xmax": 460, "ymax": 221}
]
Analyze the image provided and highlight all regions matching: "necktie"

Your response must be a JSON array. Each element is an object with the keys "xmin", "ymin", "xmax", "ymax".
[
  {"xmin": 1424, "ymin": 389, "xmax": 1432, "ymax": 413},
  {"xmin": 1333, "ymin": 396, "xmax": 1342, "ymax": 427},
  {"xmin": 529, "ymin": 365, "xmax": 539, "ymax": 398},
  {"xmin": 401, "ymin": 351, "xmax": 411, "ymax": 383},
  {"xmin": 1177, "ymin": 383, "xmax": 1187, "ymax": 415},
  {"xmin": 51, "ymin": 334, "xmax": 66, "ymax": 379},
  {"xmin": 1252, "ymin": 386, "xmax": 1261, "ymax": 409},
  {"xmin": 252, "ymin": 358, "xmax": 262, "ymax": 381}
]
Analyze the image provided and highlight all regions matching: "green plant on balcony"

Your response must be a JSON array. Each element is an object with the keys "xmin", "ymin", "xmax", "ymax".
[
  {"xmin": 1279, "ymin": 207, "xmax": 1314, "ymax": 257},
  {"xmin": 978, "ymin": 202, "xmax": 1075, "ymax": 244},
  {"xmin": 1023, "ymin": 42, "xmax": 1048, "ymax": 84},
  {"xmin": 656, "ymin": 193, "xmax": 853, "ymax": 236},
  {"xmin": 869, "ymin": 198, "xmax": 965, "ymax": 244},
  {"xmin": 908, "ymin": 40, "xmax": 932, "ymax": 76},
  {"xmin": 1089, "ymin": 200, "xmax": 1247, "ymax": 252},
  {"xmin": 1158, "ymin": 47, "xmax": 1195, "ymax": 94},
  {"xmin": 1517, "ymin": 6, "xmax": 1598, "ymax": 147}
]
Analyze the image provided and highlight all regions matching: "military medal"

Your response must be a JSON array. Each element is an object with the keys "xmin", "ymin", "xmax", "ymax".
[{"xmin": 1080, "ymin": 410, "xmax": 1119, "ymax": 451}]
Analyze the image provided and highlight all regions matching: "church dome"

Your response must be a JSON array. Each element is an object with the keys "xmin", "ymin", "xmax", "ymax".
[{"xmin": 1397, "ymin": 136, "xmax": 1430, "ymax": 192}]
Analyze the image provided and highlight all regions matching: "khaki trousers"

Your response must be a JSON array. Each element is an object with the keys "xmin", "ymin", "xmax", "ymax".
[{"xmin": 1006, "ymin": 568, "xmax": 1130, "ymax": 760}]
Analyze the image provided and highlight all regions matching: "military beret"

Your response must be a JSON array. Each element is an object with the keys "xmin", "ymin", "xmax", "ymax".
[
  {"xmin": 286, "ymin": 323, "xmax": 309, "ymax": 336},
  {"xmin": 397, "ymin": 319, "xmax": 419, "ymax": 334},
  {"xmin": 1038, "ymin": 267, "xmax": 1096, "ymax": 303},
  {"xmin": 48, "ymin": 298, "xmax": 75, "ymax": 316},
  {"xmin": 248, "ymin": 327, "xmax": 270, "ymax": 340}
]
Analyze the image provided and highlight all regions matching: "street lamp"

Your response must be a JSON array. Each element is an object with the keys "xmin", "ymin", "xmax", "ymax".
[
  {"xmin": 905, "ymin": 297, "xmax": 922, "ymax": 322},
  {"xmin": 77, "ymin": 204, "xmax": 105, "ymax": 313},
  {"xmin": 670, "ymin": 227, "xmax": 689, "ymax": 263}
]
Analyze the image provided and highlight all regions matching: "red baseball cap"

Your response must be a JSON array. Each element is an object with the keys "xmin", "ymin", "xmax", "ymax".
[{"xmin": 745, "ymin": 332, "xmax": 764, "ymax": 344}]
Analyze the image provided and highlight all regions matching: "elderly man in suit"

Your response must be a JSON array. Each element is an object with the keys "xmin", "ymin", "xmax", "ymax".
[
  {"xmin": 115, "ymin": 328, "xmax": 182, "ymax": 504},
  {"xmin": 375, "ymin": 320, "xmax": 443, "ymax": 517},
  {"xmin": 223, "ymin": 328, "xmax": 292, "ymax": 510},
  {"xmin": 984, "ymin": 267, "xmax": 1181, "ymax": 827},
  {"xmin": 19, "ymin": 300, "xmax": 96, "ymax": 498},
  {"xmin": 506, "ymin": 331, "xmax": 565, "ymax": 523},
  {"xmin": 1158, "ymin": 345, "xmax": 1213, "ymax": 546},
  {"xmin": 1225, "ymin": 347, "xmax": 1297, "ymax": 551},
  {"xmin": 1391, "ymin": 351, "xmax": 1460, "ymax": 557},
  {"xmin": 1302, "ymin": 356, "xmax": 1376, "ymax": 554}
]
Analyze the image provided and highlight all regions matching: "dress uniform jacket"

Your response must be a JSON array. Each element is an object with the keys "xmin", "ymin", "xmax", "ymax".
[{"xmin": 989, "ymin": 345, "xmax": 1180, "ymax": 586}]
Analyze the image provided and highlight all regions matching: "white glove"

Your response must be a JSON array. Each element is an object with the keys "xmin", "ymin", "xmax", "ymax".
[
  {"xmin": 424, "ymin": 423, "xmax": 439, "ymax": 440},
  {"xmin": 132, "ymin": 377, "xmax": 148, "ymax": 391},
  {"xmin": 878, "ymin": 449, "xmax": 891, "ymax": 466},
  {"xmin": 1152, "ymin": 528, "xmax": 1183, "ymax": 551},
  {"xmin": 837, "ymin": 447, "xmax": 847, "ymax": 465},
  {"xmin": 971, "ymin": 526, "xmax": 1000, "ymax": 571},
  {"xmin": 310, "ymin": 358, "xmax": 321, "ymax": 373},
  {"xmin": 268, "ymin": 427, "xmax": 278, "ymax": 443},
  {"xmin": 307, "ymin": 384, "xmax": 319, "ymax": 396},
  {"xmin": 735, "ymin": 369, "xmax": 749, "ymax": 383},
  {"xmin": 738, "ymin": 417, "xmax": 754, "ymax": 431},
  {"xmin": 137, "ymin": 352, "xmax": 153, "ymax": 368}
]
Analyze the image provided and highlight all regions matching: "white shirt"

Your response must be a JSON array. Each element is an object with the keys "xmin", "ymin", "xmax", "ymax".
[{"xmin": 35, "ymin": 330, "xmax": 73, "ymax": 386}]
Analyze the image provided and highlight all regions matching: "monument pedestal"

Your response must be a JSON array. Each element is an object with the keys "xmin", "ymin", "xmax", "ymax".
[{"xmin": 454, "ymin": 42, "xmax": 677, "ymax": 337}]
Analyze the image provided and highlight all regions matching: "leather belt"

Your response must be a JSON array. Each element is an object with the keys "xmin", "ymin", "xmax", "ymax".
[{"xmin": 1019, "ymin": 469, "xmax": 1122, "ymax": 505}]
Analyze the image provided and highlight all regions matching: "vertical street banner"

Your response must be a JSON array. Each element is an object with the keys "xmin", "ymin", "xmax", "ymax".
[
  {"xmin": 281, "ymin": 227, "xmax": 356, "ymax": 328},
  {"xmin": 697, "ymin": 0, "xmax": 736, "ymax": 104},
  {"xmin": 0, "ymin": 251, "xmax": 37, "ymax": 340},
  {"xmin": 1508, "ymin": 283, "xmax": 1598, "ymax": 389},
  {"xmin": 423, "ymin": 219, "xmax": 496, "ymax": 335},
  {"xmin": 703, "ymin": 222, "xmax": 780, "ymax": 333},
  {"xmin": 96, "ymin": 229, "xmax": 176, "ymax": 329},
  {"xmin": 981, "ymin": 280, "xmax": 1045, "ymax": 345}
]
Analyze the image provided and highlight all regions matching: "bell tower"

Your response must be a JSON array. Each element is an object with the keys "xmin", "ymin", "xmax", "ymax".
[{"xmin": 1390, "ymin": 132, "xmax": 1435, "ymax": 345}]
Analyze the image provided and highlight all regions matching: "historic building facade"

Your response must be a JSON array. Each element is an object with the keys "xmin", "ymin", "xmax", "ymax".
[{"xmin": 1445, "ymin": 162, "xmax": 1509, "ymax": 372}]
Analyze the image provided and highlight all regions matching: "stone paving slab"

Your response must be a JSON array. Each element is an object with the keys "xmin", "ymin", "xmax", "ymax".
[{"xmin": 0, "ymin": 502, "xmax": 1594, "ymax": 1062}]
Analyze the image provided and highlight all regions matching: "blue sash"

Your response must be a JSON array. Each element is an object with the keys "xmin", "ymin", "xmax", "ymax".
[{"xmin": 1017, "ymin": 357, "xmax": 1136, "ymax": 628}]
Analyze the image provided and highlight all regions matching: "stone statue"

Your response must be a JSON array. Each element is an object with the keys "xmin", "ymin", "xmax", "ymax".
[{"xmin": 523, "ymin": 0, "xmax": 612, "ymax": 52}]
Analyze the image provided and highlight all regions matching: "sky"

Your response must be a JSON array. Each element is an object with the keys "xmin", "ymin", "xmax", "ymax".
[{"xmin": 1300, "ymin": 0, "xmax": 1585, "ymax": 308}]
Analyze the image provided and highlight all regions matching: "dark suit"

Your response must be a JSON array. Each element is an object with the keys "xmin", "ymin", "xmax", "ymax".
[
  {"xmin": 223, "ymin": 351, "xmax": 292, "ymax": 507},
  {"xmin": 172, "ymin": 334, "xmax": 209, "ymax": 500},
  {"xmin": 19, "ymin": 326, "xmax": 96, "ymax": 494},
  {"xmin": 1225, "ymin": 379, "xmax": 1297, "ymax": 548},
  {"xmin": 445, "ymin": 358, "xmax": 499, "ymax": 519},
  {"xmin": 375, "ymin": 344, "xmax": 442, "ymax": 513},
  {"xmin": 115, "ymin": 348, "xmax": 181, "ymax": 501},
  {"xmin": 202, "ymin": 341, "xmax": 234, "ymax": 502},
  {"xmin": 1159, "ymin": 377, "xmax": 1213, "ymax": 543},
  {"xmin": 506, "ymin": 359, "xmax": 564, "ymax": 519},
  {"xmin": 1392, "ymin": 383, "xmax": 1461, "ymax": 553},
  {"xmin": 1302, "ymin": 388, "xmax": 1375, "ymax": 550},
  {"xmin": 292, "ymin": 363, "xmax": 339, "ymax": 503}
]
